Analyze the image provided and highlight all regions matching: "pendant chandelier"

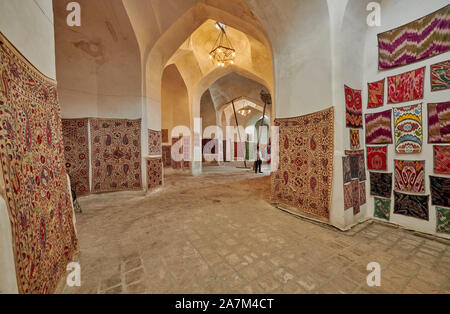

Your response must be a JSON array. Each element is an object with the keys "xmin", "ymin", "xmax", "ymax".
[
  {"xmin": 209, "ymin": 22, "xmax": 236, "ymax": 67},
  {"xmin": 239, "ymin": 108, "xmax": 252, "ymax": 117}
]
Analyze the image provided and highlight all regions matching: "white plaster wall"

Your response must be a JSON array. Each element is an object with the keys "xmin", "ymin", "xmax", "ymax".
[
  {"xmin": 0, "ymin": 0, "xmax": 56, "ymax": 79},
  {"xmin": 363, "ymin": 0, "xmax": 450, "ymax": 239},
  {"xmin": 0, "ymin": 0, "xmax": 57, "ymax": 294}
]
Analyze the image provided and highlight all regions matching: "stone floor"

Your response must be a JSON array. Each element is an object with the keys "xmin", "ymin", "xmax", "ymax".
[{"xmin": 57, "ymin": 165, "xmax": 450, "ymax": 294}]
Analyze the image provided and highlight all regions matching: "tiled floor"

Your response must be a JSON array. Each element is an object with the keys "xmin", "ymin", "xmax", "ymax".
[{"xmin": 58, "ymin": 166, "xmax": 450, "ymax": 294}]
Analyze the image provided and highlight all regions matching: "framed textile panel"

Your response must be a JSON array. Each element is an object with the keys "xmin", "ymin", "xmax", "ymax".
[
  {"xmin": 431, "ymin": 60, "xmax": 450, "ymax": 92},
  {"xmin": 365, "ymin": 110, "xmax": 392, "ymax": 145},
  {"xmin": 359, "ymin": 181, "xmax": 366, "ymax": 206},
  {"xmin": 345, "ymin": 85, "xmax": 363, "ymax": 129},
  {"xmin": 433, "ymin": 146, "xmax": 450, "ymax": 174},
  {"xmin": 343, "ymin": 156, "xmax": 351, "ymax": 184},
  {"xmin": 344, "ymin": 183, "xmax": 352, "ymax": 210},
  {"xmin": 393, "ymin": 192, "xmax": 429, "ymax": 221},
  {"xmin": 148, "ymin": 129, "xmax": 162, "ymax": 155},
  {"xmin": 0, "ymin": 33, "xmax": 78, "ymax": 293},
  {"xmin": 367, "ymin": 146, "xmax": 387, "ymax": 171},
  {"xmin": 436, "ymin": 207, "xmax": 450, "ymax": 234},
  {"xmin": 91, "ymin": 118, "xmax": 142, "ymax": 193},
  {"xmin": 370, "ymin": 172, "xmax": 392, "ymax": 198},
  {"xmin": 272, "ymin": 107, "xmax": 334, "ymax": 220},
  {"xmin": 428, "ymin": 102, "xmax": 450, "ymax": 143},
  {"xmin": 350, "ymin": 129, "xmax": 360, "ymax": 149},
  {"xmin": 62, "ymin": 118, "xmax": 90, "ymax": 196},
  {"xmin": 387, "ymin": 67, "xmax": 425, "ymax": 104},
  {"xmin": 394, "ymin": 160, "xmax": 425, "ymax": 193},
  {"xmin": 351, "ymin": 179, "xmax": 360, "ymax": 215},
  {"xmin": 430, "ymin": 176, "xmax": 450, "ymax": 207},
  {"xmin": 345, "ymin": 150, "xmax": 366, "ymax": 182},
  {"xmin": 374, "ymin": 197, "xmax": 391, "ymax": 221},
  {"xmin": 147, "ymin": 157, "xmax": 163, "ymax": 190},
  {"xmin": 368, "ymin": 79, "xmax": 384, "ymax": 108},
  {"xmin": 377, "ymin": 5, "xmax": 450, "ymax": 70},
  {"xmin": 393, "ymin": 103, "xmax": 423, "ymax": 153}
]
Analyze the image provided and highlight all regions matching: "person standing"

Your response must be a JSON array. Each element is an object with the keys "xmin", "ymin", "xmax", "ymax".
[{"xmin": 255, "ymin": 145, "xmax": 263, "ymax": 174}]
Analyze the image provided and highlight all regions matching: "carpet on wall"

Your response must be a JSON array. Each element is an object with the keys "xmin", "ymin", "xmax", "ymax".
[
  {"xmin": 370, "ymin": 172, "xmax": 392, "ymax": 198},
  {"xmin": 430, "ymin": 176, "xmax": 450, "ymax": 208},
  {"xmin": 387, "ymin": 67, "xmax": 425, "ymax": 104},
  {"xmin": 0, "ymin": 33, "xmax": 78, "ymax": 294},
  {"xmin": 393, "ymin": 103, "xmax": 423, "ymax": 153},
  {"xmin": 394, "ymin": 191, "xmax": 429, "ymax": 221},
  {"xmin": 148, "ymin": 129, "xmax": 162, "ymax": 155},
  {"xmin": 271, "ymin": 107, "xmax": 334, "ymax": 221},
  {"xmin": 344, "ymin": 150, "xmax": 366, "ymax": 182},
  {"xmin": 62, "ymin": 119, "xmax": 90, "ymax": 196},
  {"xmin": 434, "ymin": 145, "xmax": 450, "ymax": 174},
  {"xmin": 343, "ymin": 156, "xmax": 351, "ymax": 184},
  {"xmin": 344, "ymin": 182, "xmax": 353, "ymax": 210},
  {"xmin": 431, "ymin": 59, "xmax": 450, "ymax": 92},
  {"xmin": 351, "ymin": 179, "xmax": 360, "ymax": 215},
  {"xmin": 345, "ymin": 85, "xmax": 363, "ymax": 129},
  {"xmin": 365, "ymin": 110, "xmax": 392, "ymax": 145},
  {"xmin": 377, "ymin": 4, "xmax": 450, "ymax": 70},
  {"xmin": 90, "ymin": 118, "xmax": 142, "ymax": 193},
  {"xmin": 394, "ymin": 160, "xmax": 425, "ymax": 193},
  {"xmin": 146, "ymin": 157, "xmax": 163, "ymax": 190},
  {"xmin": 368, "ymin": 79, "xmax": 385, "ymax": 108},
  {"xmin": 359, "ymin": 181, "xmax": 366, "ymax": 206},
  {"xmin": 367, "ymin": 146, "xmax": 387, "ymax": 171},
  {"xmin": 428, "ymin": 101, "xmax": 450, "ymax": 143}
]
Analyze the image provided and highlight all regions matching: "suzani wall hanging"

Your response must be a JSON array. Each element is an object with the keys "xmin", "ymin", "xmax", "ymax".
[
  {"xmin": 394, "ymin": 192, "xmax": 429, "ymax": 221},
  {"xmin": 430, "ymin": 176, "xmax": 450, "ymax": 207},
  {"xmin": 387, "ymin": 67, "xmax": 425, "ymax": 104},
  {"xmin": 370, "ymin": 172, "xmax": 392, "ymax": 198},
  {"xmin": 365, "ymin": 110, "xmax": 392, "ymax": 145},
  {"xmin": 374, "ymin": 197, "xmax": 391, "ymax": 221},
  {"xmin": 434, "ymin": 145, "xmax": 450, "ymax": 174},
  {"xmin": 90, "ymin": 118, "xmax": 142, "ymax": 193},
  {"xmin": 393, "ymin": 103, "xmax": 423, "ymax": 153},
  {"xmin": 367, "ymin": 146, "xmax": 387, "ymax": 171},
  {"xmin": 368, "ymin": 79, "xmax": 385, "ymax": 108},
  {"xmin": 62, "ymin": 118, "xmax": 90, "ymax": 196},
  {"xmin": 271, "ymin": 107, "xmax": 334, "ymax": 220},
  {"xmin": 394, "ymin": 160, "xmax": 425, "ymax": 193},
  {"xmin": 147, "ymin": 157, "xmax": 163, "ymax": 190},
  {"xmin": 0, "ymin": 33, "xmax": 78, "ymax": 293},
  {"xmin": 428, "ymin": 101, "xmax": 450, "ymax": 143},
  {"xmin": 350, "ymin": 129, "xmax": 360, "ymax": 149},
  {"xmin": 431, "ymin": 59, "xmax": 450, "ymax": 91},
  {"xmin": 345, "ymin": 85, "xmax": 363, "ymax": 129},
  {"xmin": 436, "ymin": 207, "xmax": 450, "ymax": 234},
  {"xmin": 148, "ymin": 129, "xmax": 162, "ymax": 155},
  {"xmin": 377, "ymin": 5, "xmax": 450, "ymax": 70}
]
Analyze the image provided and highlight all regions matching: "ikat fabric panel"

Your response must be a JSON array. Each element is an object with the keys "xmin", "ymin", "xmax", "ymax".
[
  {"xmin": 394, "ymin": 160, "xmax": 425, "ymax": 193},
  {"xmin": 368, "ymin": 79, "xmax": 385, "ymax": 108},
  {"xmin": 430, "ymin": 176, "xmax": 450, "ymax": 208},
  {"xmin": 431, "ymin": 60, "xmax": 450, "ymax": 92},
  {"xmin": 365, "ymin": 110, "xmax": 393, "ymax": 145},
  {"xmin": 367, "ymin": 146, "xmax": 387, "ymax": 171},
  {"xmin": 393, "ymin": 103, "xmax": 423, "ymax": 154},
  {"xmin": 370, "ymin": 172, "xmax": 392, "ymax": 198},
  {"xmin": 433, "ymin": 146, "xmax": 450, "ymax": 174},
  {"xmin": 394, "ymin": 191, "xmax": 429, "ymax": 221},
  {"xmin": 345, "ymin": 85, "xmax": 363, "ymax": 129},
  {"xmin": 377, "ymin": 5, "xmax": 450, "ymax": 70},
  {"xmin": 428, "ymin": 101, "xmax": 450, "ymax": 143},
  {"xmin": 387, "ymin": 67, "xmax": 425, "ymax": 104}
]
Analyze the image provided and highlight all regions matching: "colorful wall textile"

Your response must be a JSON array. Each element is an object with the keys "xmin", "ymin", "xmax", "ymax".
[
  {"xmin": 350, "ymin": 129, "xmax": 360, "ymax": 149},
  {"xmin": 387, "ymin": 67, "xmax": 424, "ymax": 104},
  {"xmin": 90, "ymin": 119, "xmax": 142, "ymax": 193},
  {"xmin": 345, "ymin": 85, "xmax": 363, "ymax": 129},
  {"xmin": 344, "ymin": 183, "xmax": 353, "ymax": 210},
  {"xmin": 0, "ymin": 33, "xmax": 78, "ymax": 293},
  {"xmin": 343, "ymin": 156, "xmax": 351, "ymax": 184},
  {"xmin": 368, "ymin": 79, "xmax": 385, "ymax": 108},
  {"xmin": 431, "ymin": 59, "xmax": 450, "ymax": 91},
  {"xmin": 370, "ymin": 172, "xmax": 392, "ymax": 198},
  {"xmin": 378, "ymin": 5, "xmax": 450, "ymax": 70},
  {"xmin": 428, "ymin": 101, "xmax": 450, "ymax": 143},
  {"xmin": 62, "ymin": 119, "xmax": 90, "ymax": 195},
  {"xmin": 394, "ymin": 160, "xmax": 425, "ymax": 193},
  {"xmin": 393, "ymin": 103, "xmax": 423, "ymax": 153},
  {"xmin": 367, "ymin": 146, "xmax": 387, "ymax": 171},
  {"xmin": 147, "ymin": 157, "xmax": 163, "ymax": 190},
  {"xmin": 365, "ymin": 110, "xmax": 392, "ymax": 145},
  {"xmin": 436, "ymin": 207, "xmax": 450, "ymax": 234},
  {"xmin": 271, "ymin": 107, "xmax": 334, "ymax": 220},
  {"xmin": 394, "ymin": 192, "xmax": 429, "ymax": 221},
  {"xmin": 148, "ymin": 129, "xmax": 162, "ymax": 155},
  {"xmin": 434, "ymin": 145, "xmax": 450, "ymax": 174},
  {"xmin": 430, "ymin": 175, "xmax": 450, "ymax": 207},
  {"xmin": 351, "ymin": 179, "xmax": 360, "ymax": 215},
  {"xmin": 374, "ymin": 197, "xmax": 391, "ymax": 221}
]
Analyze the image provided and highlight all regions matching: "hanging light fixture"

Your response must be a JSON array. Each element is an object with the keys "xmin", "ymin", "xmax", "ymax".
[{"xmin": 209, "ymin": 22, "xmax": 236, "ymax": 67}]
